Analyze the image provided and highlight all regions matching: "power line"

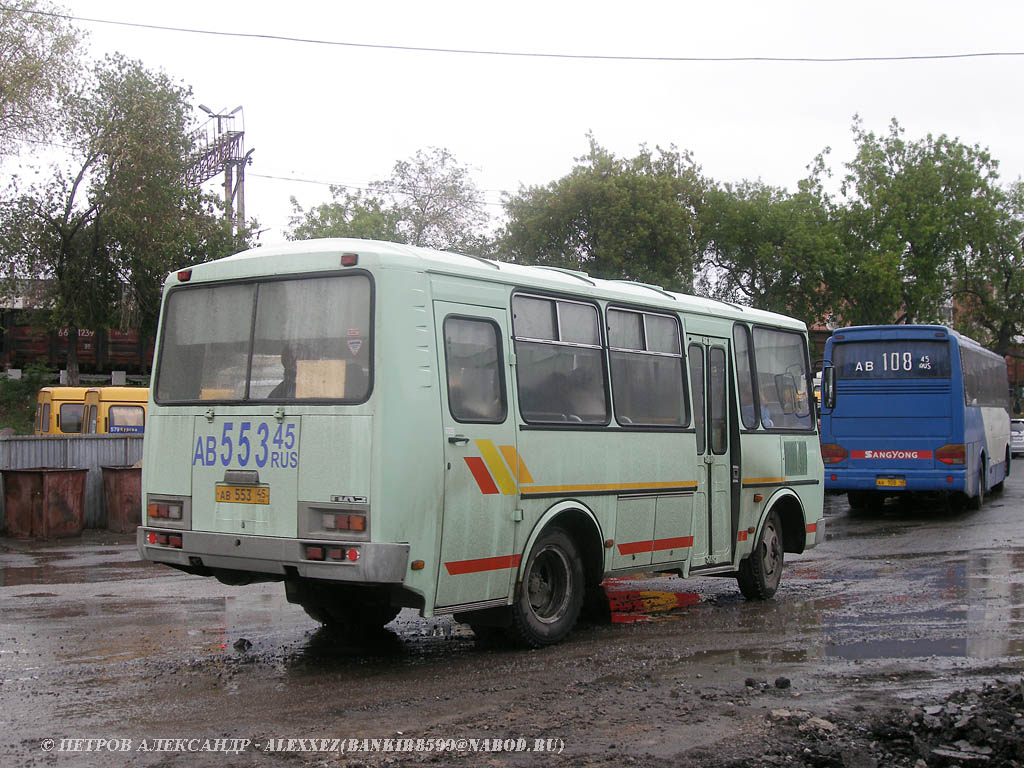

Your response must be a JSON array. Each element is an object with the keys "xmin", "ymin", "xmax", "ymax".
[
  {"xmin": 250, "ymin": 172, "xmax": 508, "ymax": 208},
  {"xmin": 9, "ymin": 5, "xmax": 1024, "ymax": 64}
]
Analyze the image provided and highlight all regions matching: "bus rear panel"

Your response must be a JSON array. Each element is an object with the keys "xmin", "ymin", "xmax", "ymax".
[{"xmin": 820, "ymin": 325, "xmax": 1011, "ymax": 508}]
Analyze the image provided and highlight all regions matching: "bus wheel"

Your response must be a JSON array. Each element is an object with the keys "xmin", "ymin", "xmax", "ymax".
[
  {"xmin": 993, "ymin": 450, "xmax": 1009, "ymax": 493},
  {"xmin": 510, "ymin": 527, "xmax": 583, "ymax": 648},
  {"xmin": 848, "ymin": 491, "xmax": 869, "ymax": 510},
  {"xmin": 967, "ymin": 466, "xmax": 985, "ymax": 510},
  {"xmin": 737, "ymin": 510, "xmax": 784, "ymax": 600},
  {"xmin": 285, "ymin": 580, "xmax": 399, "ymax": 634}
]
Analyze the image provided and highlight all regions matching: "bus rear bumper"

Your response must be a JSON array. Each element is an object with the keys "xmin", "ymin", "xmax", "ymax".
[
  {"xmin": 824, "ymin": 469, "xmax": 966, "ymax": 494},
  {"xmin": 137, "ymin": 527, "xmax": 410, "ymax": 584}
]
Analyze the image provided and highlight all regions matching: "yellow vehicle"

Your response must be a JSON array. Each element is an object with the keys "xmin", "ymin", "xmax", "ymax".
[
  {"xmin": 34, "ymin": 386, "xmax": 89, "ymax": 435},
  {"xmin": 81, "ymin": 386, "xmax": 149, "ymax": 434}
]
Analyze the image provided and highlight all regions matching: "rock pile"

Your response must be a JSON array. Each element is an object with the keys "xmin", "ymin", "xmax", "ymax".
[{"xmin": 735, "ymin": 678, "xmax": 1024, "ymax": 767}]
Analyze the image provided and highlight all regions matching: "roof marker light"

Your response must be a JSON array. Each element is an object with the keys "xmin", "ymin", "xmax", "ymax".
[
  {"xmin": 177, "ymin": 269, "xmax": 192, "ymax": 282},
  {"xmin": 341, "ymin": 253, "xmax": 358, "ymax": 267}
]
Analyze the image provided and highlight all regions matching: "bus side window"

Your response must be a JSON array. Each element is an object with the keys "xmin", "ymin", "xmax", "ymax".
[
  {"xmin": 688, "ymin": 344, "xmax": 706, "ymax": 454},
  {"xmin": 752, "ymin": 327, "xmax": 813, "ymax": 431},
  {"xmin": 733, "ymin": 324, "xmax": 758, "ymax": 429},
  {"xmin": 512, "ymin": 294, "xmax": 608, "ymax": 425},
  {"xmin": 42, "ymin": 403, "xmax": 50, "ymax": 433},
  {"xmin": 444, "ymin": 317, "xmax": 506, "ymax": 423}
]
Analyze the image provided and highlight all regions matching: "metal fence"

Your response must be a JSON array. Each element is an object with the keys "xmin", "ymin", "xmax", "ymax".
[{"xmin": 0, "ymin": 434, "xmax": 144, "ymax": 530}]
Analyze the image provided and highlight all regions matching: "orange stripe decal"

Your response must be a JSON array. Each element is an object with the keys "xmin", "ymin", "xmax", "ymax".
[
  {"xmin": 476, "ymin": 440, "xmax": 516, "ymax": 495},
  {"xmin": 499, "ymin": 445, "xmax": 534, "ymax": 484},
  {"xmin": 523, "ymin": 480, "xmax": 696, "ymax": 496},
  {"xmin": 445, "ymin": 554, "xmax": 522, "ymax": 575}
]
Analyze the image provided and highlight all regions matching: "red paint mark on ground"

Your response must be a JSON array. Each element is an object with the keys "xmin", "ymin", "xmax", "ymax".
[{"xmin": 601, "ymin": 578, "xmax": 701, "ymax": 623}]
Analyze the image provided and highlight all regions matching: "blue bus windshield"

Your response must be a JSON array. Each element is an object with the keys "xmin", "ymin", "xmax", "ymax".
[{"xmin": 832, "ymin": 340, "xmax": 950, "ymax": 379}]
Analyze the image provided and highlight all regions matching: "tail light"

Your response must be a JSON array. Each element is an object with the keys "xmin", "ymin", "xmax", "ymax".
[
  {"xmin": 820, "ymin": 443, "xmax": 847, "ymax": 464},
  {"xmin": 305, "ymin": 544, "xmax": 360, "ymax": 562},
  {"xmin": 321, "ymin": 513, "xmax": 367, "ymax": 531},
  {"xmin": 146, "ymin": 531, "xmax": 183, "ymax": 548},
  {"xmin": 148, "ymin": 502, "xmax": 182, "ymax": 520},
  {"xmin": 936, "ymin": 444, "xmax": 966, "ymax": 465}
]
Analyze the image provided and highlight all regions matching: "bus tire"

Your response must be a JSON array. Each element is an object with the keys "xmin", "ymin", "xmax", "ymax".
[
  {"xmin": 993, "ymin": 450, "xmax": 1009, "ymax": 493},
  {"xmin": 967, "ymin": 465, "xmax": 985, "ymax": 510},
  {"xmin": 286, "ymin": 580, "xmax": 399, "ymax": 634},
  {"xmin": 847, "ymin": 491, "xmax": 869, "ymax": 510},
  {"xmin": 510, "ymin": 527, "xmax": 583, "ymax": 648},
  {"xmin": 737, "ymin": 510, "xmax": 784, "ymax": 600}
]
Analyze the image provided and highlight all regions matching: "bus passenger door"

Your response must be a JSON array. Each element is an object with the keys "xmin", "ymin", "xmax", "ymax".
[
  {"xmin": 434, "ymin": 302, "xmax": 519, "ymax": 610},
  {"xmin": 687, "ymin": 337, "xmax": 733, "ymax": 567}
]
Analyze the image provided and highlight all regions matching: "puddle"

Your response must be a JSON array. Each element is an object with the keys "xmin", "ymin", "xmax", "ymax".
[
  {"xmin": 825, "ymin": 636, "xmax": 1024, "ymax": 660},
  {"xmin": 0, "ymin": 558, "xmax": 158, "ymax": 586}
]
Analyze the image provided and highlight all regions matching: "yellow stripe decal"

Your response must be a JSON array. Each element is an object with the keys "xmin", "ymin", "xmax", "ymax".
[
  {"xmin": 521, "ymin": 480, "xmax": 697, "ymax": 496},
  {"xmin": 500, "ymin": 445, "xmax": 534, "ymax": 484},
  {"xmin": 743, "ymin": 477, "xmax": 787, "ymax": 486},
  {"xmin": 476, "ymin": 440, "xmax": 517, "ymax": 495}
]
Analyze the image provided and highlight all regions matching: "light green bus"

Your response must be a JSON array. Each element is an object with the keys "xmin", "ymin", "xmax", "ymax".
[{"xmin": 138, "ymin": 238, "xmax": 824, "ymax": 646}]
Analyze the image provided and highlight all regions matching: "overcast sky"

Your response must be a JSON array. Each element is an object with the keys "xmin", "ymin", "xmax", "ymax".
[{"xmin": 41, "ymin": 1, "xmax": 1024, "ymax": 244}]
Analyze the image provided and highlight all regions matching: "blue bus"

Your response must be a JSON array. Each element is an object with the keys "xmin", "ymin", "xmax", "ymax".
[{"xmin": 819, "ymin": 325, "xmax": 1011, "ymax": 509}]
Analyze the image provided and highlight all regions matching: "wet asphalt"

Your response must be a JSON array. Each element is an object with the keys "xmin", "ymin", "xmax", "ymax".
[{"xmin": 1, "ymin": 471, "xmax": 1022, "ymax": 766}]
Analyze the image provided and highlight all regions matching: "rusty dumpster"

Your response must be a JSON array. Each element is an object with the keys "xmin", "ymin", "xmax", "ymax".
[
  {"xmin": 2, "ymin": 468, "xmax": 88, "ymax": 539},
  {"xmin": 100, "ymin": 465, "xmax": 141, "ymax": 534}
]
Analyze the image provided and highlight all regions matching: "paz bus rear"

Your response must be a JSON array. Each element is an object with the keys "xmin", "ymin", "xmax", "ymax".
[{"xmin": 138, "ymin": 243, "xmax": 419, "ymax": 630}]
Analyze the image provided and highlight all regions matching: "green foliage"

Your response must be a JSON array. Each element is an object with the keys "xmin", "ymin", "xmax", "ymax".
[
  {"xmin": 0, "ymin": 0, "xmax": 83, "ymax": 155},
  {"xmin": 952, "ymin": 180, "xmax": 1024, "ymax": 357},
  {"xmin": 497, "ymin": 137, "xmax": 704, "ymax": 291},
  {"xmin": 287, "ymin": 187, "xmax": 404, "ymax": 243},
  {"xmin": 377, "ymin": 147, "xmax": 489, "ymax": 253},
  {"xmin": 0, "ymin": 364, "xmax": 52, "ymax": 434},
  {"xmin": 287, "ymin": 147, "xmax": 489, "ymax": 254},
  {"xmin": 824, "ymin": 116, "xmax": 1003, "ymax": 326},
  {"xmin": 0, "ymin": 54, "xmax": 253, "ymax": 381},
  {"xmin": 698, "ymin": 180, "xmax": 842, "ymax": 328}
]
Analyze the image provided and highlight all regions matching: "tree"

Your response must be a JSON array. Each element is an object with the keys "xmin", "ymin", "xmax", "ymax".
[
  {"xmin": 952, "ymin": 180, "xmax": 1024, "ymax": 358},
  {"xmin": 497, "ymin": 137, "xmax": 705, "ymax": 292},
  {"xmin": 825, "ymin": 117, "xmax": 1003, "ymax": 325},
  {"xmin": 697, "ymin": 179, "xmax": 842, "ymax": 328},
  {"xmin": 374, "ymin": 147, "xmax": 489, "ymax": 253},
  {"xmin": 287, "ymin": 147, "xmax": 489, "ymax": 254},
  {"xmin": 0, "ymin": 0, "xmax": 83, "ymax": 156},
  {"xmin": 0, "ymin": 54, "xmax": 247, "ymax": 382},
  {"xmin": 287, "ymin": 187, "xmax": 403, "ymax": 243}
]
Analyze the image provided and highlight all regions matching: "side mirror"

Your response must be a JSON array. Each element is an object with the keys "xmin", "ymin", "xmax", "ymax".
[{"xmin": 822, "ymin": 367, "xmax": 836, "ymax": 410}]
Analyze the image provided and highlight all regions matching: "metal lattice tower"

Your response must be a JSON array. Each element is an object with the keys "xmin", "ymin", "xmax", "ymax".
[{"xmin": 185, "ymin": 105, "xmax": 254, "ymax": 233}]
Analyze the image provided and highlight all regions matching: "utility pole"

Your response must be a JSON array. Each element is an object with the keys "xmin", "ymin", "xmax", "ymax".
[{"xmin": 185, "ymin": 105, "xmax": 253, "ymax": 235}]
